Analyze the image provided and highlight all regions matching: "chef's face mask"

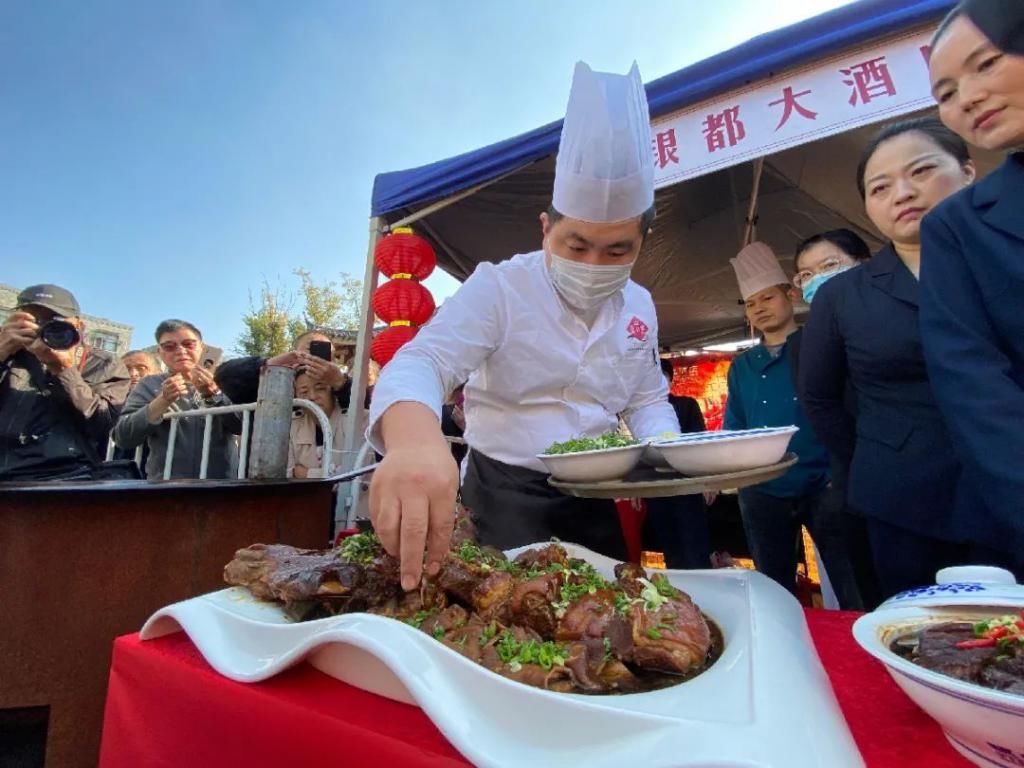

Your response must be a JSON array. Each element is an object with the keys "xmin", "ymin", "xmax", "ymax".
[
  {"xmin": 801, "ymin": 266, "xmax": 853, "ymax": 304},
  {"xmin": 547, "ymin": 249, "xmax": 633, "ymax": 311}
]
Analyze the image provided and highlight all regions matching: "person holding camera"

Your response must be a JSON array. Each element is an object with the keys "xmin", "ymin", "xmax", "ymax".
[
  {"xmin": 214, "ymin": 330, "xmax": 368, "ymax": 410},
  {"xmin": 0, "ymin": 284, "xmax": 131, "ymax": 481},
  {"xmin": 114, "ymin": 319, "xmax": 239, "ymax": 480}
]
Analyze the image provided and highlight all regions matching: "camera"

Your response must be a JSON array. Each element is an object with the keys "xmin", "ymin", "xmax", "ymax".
[{"xmin": 39, "ymin": 319, "xmax": 81, "ymax": 350}]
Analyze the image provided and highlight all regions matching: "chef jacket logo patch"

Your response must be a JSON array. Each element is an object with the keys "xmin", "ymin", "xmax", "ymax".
[{"xmin": 626, "ymin": 316, "xmax": 649, "ymax": 342}]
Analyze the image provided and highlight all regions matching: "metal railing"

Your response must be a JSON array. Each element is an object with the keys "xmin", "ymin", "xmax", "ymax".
[
  {"xmin": 104, "ymin": 439, "xmax": 144, "ymax": 467},
  {"xmin": 162, "ymin": 398, "xmax": 336, "ymax": 480},
  {"xmin": 108, "ymin": 398, "xmax": 337, "ymax": 480},
  {"xmin": 109, "ymin": 399, "xmax": 468, "ymax": 538}
]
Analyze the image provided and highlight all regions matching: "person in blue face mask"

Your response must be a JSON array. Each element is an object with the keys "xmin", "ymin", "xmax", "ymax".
[
  {"xmin": 792, "ymin": 229, "xmax": 871, "ymax": 305},
  {"xmin": 790, "ymin": 229, "xmax": 879, "ymax": 607}
]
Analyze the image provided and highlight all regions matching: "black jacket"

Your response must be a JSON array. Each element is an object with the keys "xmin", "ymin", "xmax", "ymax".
[
  {"xmin": 669, "ymin": 394, "xmax": 706, "ymax": 434},
  {"xmin": 215, "ymin": 356, "xmax": 370, "ymax": 411},
  {"xmin": 798, "ymin": 246, "xmax": 969, "ymax": 544},
  {"xmin": 0, "ymin": 347, "xmax": 130, "ymax": 480},
  {"xmin": 919, "ymin": 155, "xmax": 1024, "ymax": 554}
]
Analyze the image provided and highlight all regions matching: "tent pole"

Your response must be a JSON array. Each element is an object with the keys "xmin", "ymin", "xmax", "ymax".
[
  {"xmin": 337, "ymin": 216, "xmax": 383, "ymax": 530},
  {"xmin": 741, "ymin": 159, "xmax": 765, "ymax": 246},
  {"xmin": 742, "ymin": 158, "xmax": 765, "ymax": 246},
  {"xmin": 742, "ymin": 157, "xmax": 766, "ymax": 342}
]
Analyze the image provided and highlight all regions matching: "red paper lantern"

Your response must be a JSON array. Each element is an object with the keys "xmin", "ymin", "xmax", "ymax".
[
  {"xmin": 370, "ymin": 325, "xmax": 419, "ymax": 367},
  {"xmin": 374, "ymin": 227, "xmax": 437, "ymax": 281},
  {"xmin": 371, "ymin": 279, "xmax": 435, "ymax": 326}
]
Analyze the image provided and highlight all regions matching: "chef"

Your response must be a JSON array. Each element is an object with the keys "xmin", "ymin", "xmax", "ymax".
[{"xmin": 367, "ymin": 61, "xmax": 679, "ymax": 590}]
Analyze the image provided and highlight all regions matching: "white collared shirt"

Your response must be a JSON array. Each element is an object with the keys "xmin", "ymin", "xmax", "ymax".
[{"xmin": 367, "ymin": 250, "xmax": 679, "ymax": 472}]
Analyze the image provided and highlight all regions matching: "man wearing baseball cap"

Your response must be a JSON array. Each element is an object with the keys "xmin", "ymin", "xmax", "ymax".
[{"xmin": 0, "ymin": 283, "xmax": 131, "ymax": 481}]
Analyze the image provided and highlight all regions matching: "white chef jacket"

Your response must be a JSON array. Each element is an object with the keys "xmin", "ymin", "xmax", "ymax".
[{"xmin": 367, "ymin": 250, "xmax": 679, "ymax": 472}]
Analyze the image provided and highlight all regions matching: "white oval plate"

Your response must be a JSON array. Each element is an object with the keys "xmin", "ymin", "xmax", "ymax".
[{"xmin": 142, "ymin": 543, "xmax": 861, "ymax": 768}]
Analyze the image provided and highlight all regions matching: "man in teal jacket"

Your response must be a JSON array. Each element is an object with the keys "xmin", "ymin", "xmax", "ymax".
[{"xmin": 725, "ymin": 243, "xmax": 844, "ymax": 600}]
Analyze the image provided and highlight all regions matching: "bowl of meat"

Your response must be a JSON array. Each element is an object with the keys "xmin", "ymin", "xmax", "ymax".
[
  {"xmin": 140, "ymin": 506, "xmax": 863, "ymax": 767},
  {"xmin": 536, "ymin": 433, "xmax": 646, "ymax": 482},
  {"xmin": 649, "ymin": 427, "xmax": 798, "ymax": 476},
  {"xmin": 852, "ymin": 567, "xmax": 1024, "ymax": 768}
]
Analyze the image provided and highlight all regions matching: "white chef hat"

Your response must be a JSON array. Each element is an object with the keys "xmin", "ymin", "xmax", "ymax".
[
  {"xmin": 551, "ymin": 61, "xmax": 654, "ymax": 224},
  {"xmin": 730, "ymin": 242, "xmax": 790, "ymax": 300}
]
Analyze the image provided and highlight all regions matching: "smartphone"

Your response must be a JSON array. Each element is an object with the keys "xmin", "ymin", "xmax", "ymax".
[{"xmin": 309, "ymin": 340, "xmax": 333, "ymax": 361}]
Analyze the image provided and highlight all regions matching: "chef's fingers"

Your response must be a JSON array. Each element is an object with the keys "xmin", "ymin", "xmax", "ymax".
[
  {"xmin": 369, "ymin": 479, "xmax": 399, "ymax": 556},
  {"xmin": 398, "ymin": 492, "xmax": 430, "ymax": 591},
  {"xmin": 424, "ymin": 474, "xmax": 457, "ymax": 577}
]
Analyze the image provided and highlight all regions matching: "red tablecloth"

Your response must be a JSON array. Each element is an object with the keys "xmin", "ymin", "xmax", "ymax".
[{"xmin": 98, "ymin": 611, "xmax": 971, "ymax": 768}]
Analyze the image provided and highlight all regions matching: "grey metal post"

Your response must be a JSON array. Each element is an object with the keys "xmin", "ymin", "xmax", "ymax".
[
  {"xmin": 248, "ymin": 365, "xmax": 295, "ymax": 479},
  {"xmin": 341, "ymin": 215, "xmax": 383, "ymax": 470},
  {"xmin": 334, "ymin": 216, "xmax": 384, "ymax": 531}
]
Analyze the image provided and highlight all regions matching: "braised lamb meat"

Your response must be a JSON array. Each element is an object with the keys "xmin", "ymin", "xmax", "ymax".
[
  {"xmin": 421, "ymin": 604, "xmax": 469, "ymax": 638},
  {"xmin": 980, "ymin": 648, "xmax": 1024, "ymax": 695},
  {"xmin": 224, "ymin": 544, "xmax": 364, "ymax": 604},
  {"xmin": 614, "ymin": 562, "xmax": 648, "ymax": 594},
  {"xmin": 562, "ymin": 637, "xmax": 641, "ymax": 693},
  {"xmin": 472, "ymin": 571, "xmax": 517, "ymax": 621},
  {"xmin": 224, "ymin": 530, "xmax": 721, "ymax": 696},
  {"xmin": 555, "ymin": 589, "xmax": 617, "ymax": 642},
  {"xmin": 894, "ymin": 618, "xmax": 1024, "ymax": 696},
  {"xmin": 509, "ymin": 571, "xmax": 563, "ymax": 637},
  {"xmin": 514, "ymin": 543, "xmax": 570, "ymax": 571},
  {"xmin": 911, "ymin": 623, "xmax": 999, "ymax": 681},
  {"xmin": 628, "ymin": 595, "xmax": 711, "ymax": 675},
  {"xmin": 223, "ymin": 539, "xmax": 401, "ymax": 618}
]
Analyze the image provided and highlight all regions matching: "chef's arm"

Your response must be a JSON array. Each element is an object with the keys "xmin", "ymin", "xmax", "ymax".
[
  {"xmin": 367, "ymin": 263, "xmax": 506, "ymax": 593},
  {"xmin": 379, "ymin": 402, "xmax": 448, "ymax": 452},
  {"xmin": 622, "ymin": 347, "xmax": 680, "ymax": 439},
  {"xmin": 367, "ymin": 262, "xmax": 506, "ymax": 452}
]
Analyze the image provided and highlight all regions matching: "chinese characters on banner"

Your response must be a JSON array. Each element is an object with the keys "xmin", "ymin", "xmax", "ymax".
[{"xmin": 649, "ymin": 28, "xmax": 936, "ymax": 189}]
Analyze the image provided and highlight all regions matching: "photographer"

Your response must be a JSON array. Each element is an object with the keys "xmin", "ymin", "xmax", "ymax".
[
  {"xmin": 114, "ymin": 319, "xmax": 239, "ymax": 480},
  {"xmin": 0, "ymin": 284, "xmax": 130, "ymax": 481}
]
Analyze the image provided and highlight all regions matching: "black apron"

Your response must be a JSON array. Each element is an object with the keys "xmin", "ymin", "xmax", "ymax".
[{"xmin": 460, "ymin": 450, "xmax": 627, "ymax": 561}]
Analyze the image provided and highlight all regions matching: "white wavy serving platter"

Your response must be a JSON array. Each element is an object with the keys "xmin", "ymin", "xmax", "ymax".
[{"xmin": 141, "ymin": 543, "xmax": 862, "ymax": 768}]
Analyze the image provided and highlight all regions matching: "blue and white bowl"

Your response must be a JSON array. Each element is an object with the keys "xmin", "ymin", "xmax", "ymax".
[
  {"xmin": 649, "ymin": 427, "xmax": 798, "ymax": 476},
  {"xmin": 852, "ymin": 567, "xmax": 1024, "ymax": 767}
]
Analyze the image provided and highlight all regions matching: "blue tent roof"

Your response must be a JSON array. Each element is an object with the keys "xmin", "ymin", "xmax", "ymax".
[{"xmin": 371, "ymin": 0, "xmax": 954, "ymax": 217}]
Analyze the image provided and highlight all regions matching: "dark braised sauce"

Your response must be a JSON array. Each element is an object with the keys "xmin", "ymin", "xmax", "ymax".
[{"xmin": 890, "ymin": 621, "xmax": 1024, "ymax": 696}]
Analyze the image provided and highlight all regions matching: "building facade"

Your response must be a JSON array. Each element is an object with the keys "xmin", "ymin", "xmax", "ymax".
[{"xmin": 0, "ymin": 282, "xmax": 134, "ymax": 355}]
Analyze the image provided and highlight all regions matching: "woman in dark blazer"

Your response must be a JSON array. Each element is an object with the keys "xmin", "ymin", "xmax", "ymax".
[
  {"xmin": 799, "ymin": 117, "xmax": 984, "ymax": 598},
  {"xmin": 918, "ymin": 13, "xmax": 1024, "ymax": 562}
]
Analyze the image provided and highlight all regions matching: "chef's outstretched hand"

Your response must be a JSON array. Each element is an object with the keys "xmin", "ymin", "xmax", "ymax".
[{"xmin": 369, "ymin": 402, "xmax": 459, "ymax": 591}]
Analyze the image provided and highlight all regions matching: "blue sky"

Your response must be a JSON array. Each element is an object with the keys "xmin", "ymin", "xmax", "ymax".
[{"xmin": 0, "ymin": 0, "xmax": 852, "ymax": 353}]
